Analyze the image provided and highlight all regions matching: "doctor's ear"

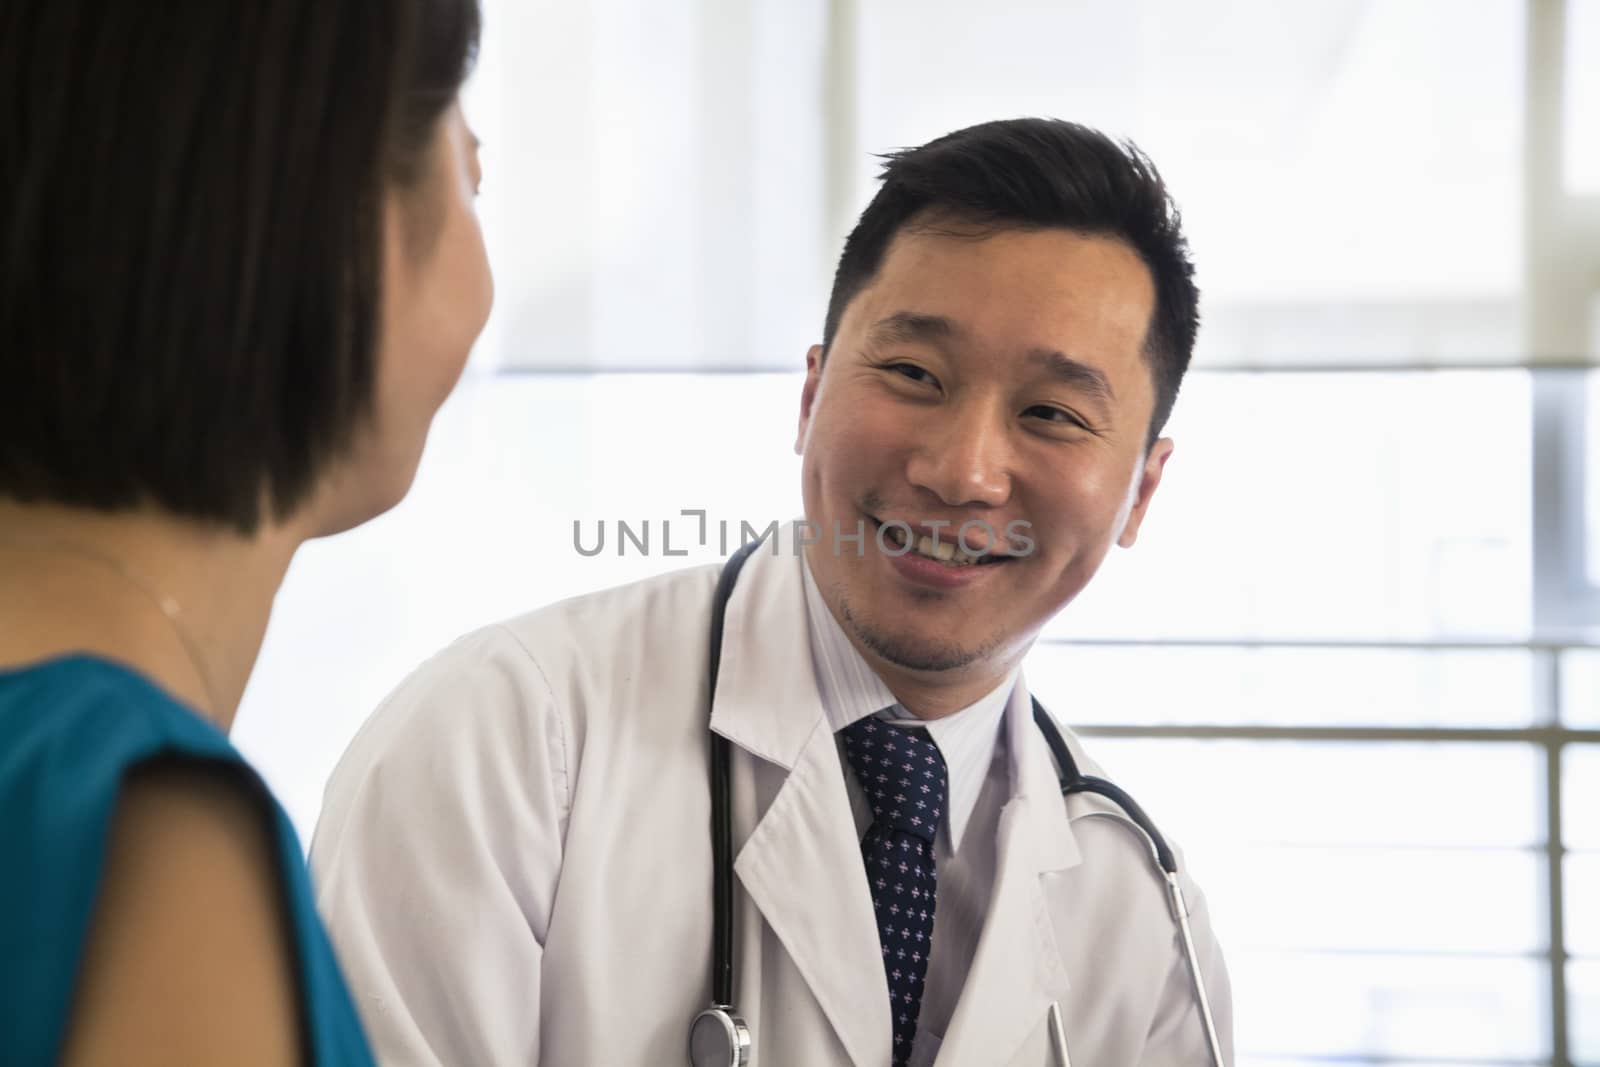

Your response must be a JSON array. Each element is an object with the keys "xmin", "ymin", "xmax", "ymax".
[
  {"xmin": 795, "ymin": 344, "xmax": 825, "ymax": 455},
  {"xmin": 1115, "ymin": 437, "xmax": 1173, "ymax": 549}
]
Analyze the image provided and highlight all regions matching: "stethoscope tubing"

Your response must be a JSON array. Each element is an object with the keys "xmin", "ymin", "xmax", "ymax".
[{"xmin": 706, "ymin": 542, "xmax": 747, "ymax": 1010}]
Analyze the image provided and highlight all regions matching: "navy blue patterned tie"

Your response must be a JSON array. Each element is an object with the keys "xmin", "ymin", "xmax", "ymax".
[{"xmin": 840, "ymin": 718, "xmax": 948, "ymax": 1067}]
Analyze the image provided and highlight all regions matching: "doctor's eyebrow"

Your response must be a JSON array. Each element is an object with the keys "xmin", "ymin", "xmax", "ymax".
[
  {"xmin": 867, "ymin": 313, "xmax": 1117, "ymax": 408},
  {"xmin": 1026, "ymin": 348, "xmax": 1117, "ymax": 407},
  {"xmin": 866, "ymin": 311, "xmax": 959, "ymax": 350}
]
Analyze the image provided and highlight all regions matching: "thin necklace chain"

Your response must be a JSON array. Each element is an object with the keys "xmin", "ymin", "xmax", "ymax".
[{"xmin": 0, "ymin": 535, "xmax": 223, "ymax": 718}]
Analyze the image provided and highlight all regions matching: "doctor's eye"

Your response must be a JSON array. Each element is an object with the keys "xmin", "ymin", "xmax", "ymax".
[
  {"xmin": 1024, "ymin": 404, "xmax": 1092, "ymax": 431},
  {"xmin": 881, "ymin": 362, "xmax": 940, "ymax": 388}
]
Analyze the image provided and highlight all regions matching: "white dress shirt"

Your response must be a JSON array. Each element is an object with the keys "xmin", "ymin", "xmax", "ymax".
[{"xmin": 800, "ymin": 556, "xmax": 1018, "ymax": 1062}]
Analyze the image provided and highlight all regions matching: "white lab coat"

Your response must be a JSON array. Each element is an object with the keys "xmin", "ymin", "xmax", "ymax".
[{"xmin": 310, "ymin": 532, "xmax": 1233, "ymax": 1066}]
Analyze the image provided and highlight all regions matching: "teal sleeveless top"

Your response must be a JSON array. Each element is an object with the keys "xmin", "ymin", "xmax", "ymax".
[{"xmin": 0, "ymin": 655, "xmax": 375, "ymax": 1066}]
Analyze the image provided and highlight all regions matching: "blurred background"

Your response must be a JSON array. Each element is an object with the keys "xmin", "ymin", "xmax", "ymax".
[{"xmin": 234, "ymin": 1, "xmax": 1600, "ymax": 1063}]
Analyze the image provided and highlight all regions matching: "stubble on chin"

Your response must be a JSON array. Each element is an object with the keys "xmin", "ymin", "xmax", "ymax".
[{"xmin": 837, "ymin": 591, "xmax": 997, "ymax": 674}]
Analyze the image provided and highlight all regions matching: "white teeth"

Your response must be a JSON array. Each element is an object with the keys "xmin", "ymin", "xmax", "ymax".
[
  {"xmin": 878, "ymin": 522, "xmax": 988, "ymax": 565},
  {"xmin": 915, "ymin": 533, "xmax": 979, "ymax": 565}
]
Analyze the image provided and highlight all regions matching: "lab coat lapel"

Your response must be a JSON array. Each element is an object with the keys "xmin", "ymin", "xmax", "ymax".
[
  {"xmin": 710, "ymin": 530, "xmax": 894, "ymax": 1067},
  {"xmin": 934, "ymin": 680, "xmax": 1080, "ymax": 1067}
]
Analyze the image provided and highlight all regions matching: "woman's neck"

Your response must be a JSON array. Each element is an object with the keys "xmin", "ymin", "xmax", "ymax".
[{"xmin": 0, "ymin": 500, "xmax": 302, "ymax": 731}]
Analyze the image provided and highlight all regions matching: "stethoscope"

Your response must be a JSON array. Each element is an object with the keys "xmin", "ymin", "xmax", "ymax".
[{"xmin": 688, "ymin": 538, "xmax": 1226, "ymax": 1067}]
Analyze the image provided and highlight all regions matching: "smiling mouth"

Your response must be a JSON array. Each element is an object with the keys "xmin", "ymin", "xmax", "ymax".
[{"xmin": 870, "ymin": 517, "xmax": 1013, "ymax": 567}]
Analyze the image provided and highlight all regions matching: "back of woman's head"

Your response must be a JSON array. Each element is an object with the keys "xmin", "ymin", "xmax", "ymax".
[{"xmin": 0, "ymin": 0, "xmax": 482, "ymax": 534}]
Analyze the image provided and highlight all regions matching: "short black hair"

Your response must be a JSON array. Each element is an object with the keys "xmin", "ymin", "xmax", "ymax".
[
  {"xmin": 823, "ymin": 118, "xmax": 1198, "ymax": 445},
  {"xmin": 0, "ymin": 0, "xmax": 481, "ymax": 533}
]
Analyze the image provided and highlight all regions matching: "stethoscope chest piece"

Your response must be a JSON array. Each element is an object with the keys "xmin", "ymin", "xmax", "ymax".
[{"xmin": 689, "ymin": 1006, "xmax": 751, "ymax": 1067}]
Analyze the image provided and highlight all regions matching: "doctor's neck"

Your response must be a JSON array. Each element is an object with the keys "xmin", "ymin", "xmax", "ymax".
[
  {"xmin": 0, "ymin": 499, "xmax": 303, "ymax": 731},
  {"xmin": 850, "ymin": 632, "xmax": 1029, "ymax": 721}
]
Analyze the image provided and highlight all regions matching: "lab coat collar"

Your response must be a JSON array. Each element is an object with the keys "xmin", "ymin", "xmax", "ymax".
[
  {"xmin": 1006, "ymin": 676, "xmax": 1082, "ymax": 874},
  {"xmin": 932, "ymin": 677, "xmax": 1082, "ymax": 1067},
  {"xmin": 732, "ymin": 712, "xmax": 896, "ymax": 1067},
  {"xmin": 708, "ymin": 522, "xmax": 827, "ymax": 769}
]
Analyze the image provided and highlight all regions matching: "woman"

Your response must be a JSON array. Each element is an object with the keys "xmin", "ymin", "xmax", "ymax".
[{"xmin": 0, "ymin": 0, "xmax": 490, "ymax": 1062}]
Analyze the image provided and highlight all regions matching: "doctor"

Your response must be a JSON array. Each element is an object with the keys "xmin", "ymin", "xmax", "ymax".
[{"xmin": 311, "ymin": 117, "xmax": 1233, "ymax": 1066}]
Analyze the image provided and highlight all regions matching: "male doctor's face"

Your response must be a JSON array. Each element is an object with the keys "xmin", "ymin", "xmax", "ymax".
[{"xmin": 796, "ymin": 222, "xmax": 1172, "ymax": 685}]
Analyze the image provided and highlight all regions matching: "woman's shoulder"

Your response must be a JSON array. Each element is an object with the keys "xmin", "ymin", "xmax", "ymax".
[
  {"xmin": 0, "ymin": 655, "xmax": 375, "ymax": 1066},
  {"xmin": 0, "ymin": 652, "xmax": 234, "ymax": 776},
  {"xmin": 0, "ymin": 653, "xmax": 248, "ymax": 910}
]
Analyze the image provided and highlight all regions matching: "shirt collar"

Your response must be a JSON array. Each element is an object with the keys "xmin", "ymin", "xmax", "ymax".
[
  {"xmin": 801, "ymin": 553, "xmax": 897, "ymax": 732},
  {"xmin": 800, "ymin": 553, "xmax": 1017, "ymax": 851}
]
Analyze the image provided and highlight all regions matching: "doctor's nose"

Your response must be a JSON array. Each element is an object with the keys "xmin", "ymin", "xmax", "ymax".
[{"xmin": 905, "ymin": 403, "xmax": 1013, "ymax": 509}]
